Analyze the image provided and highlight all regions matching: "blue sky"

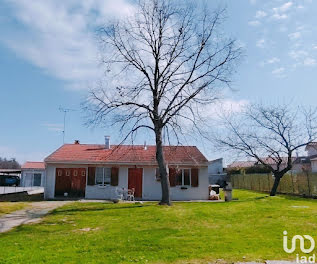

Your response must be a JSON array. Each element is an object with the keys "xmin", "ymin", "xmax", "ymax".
[{"xmin": 0, "ymin": 0, "xmax": 316, "ymax": 163}]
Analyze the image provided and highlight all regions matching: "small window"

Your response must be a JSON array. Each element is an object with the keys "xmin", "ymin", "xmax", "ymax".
[
  {"xmin": 95, "ymin": 168, "xmax": 104, "ymax": 185},
  {"xmin": 57, "ymin": 170, "xmax": 62, "ymax": 176},
  {"xmin": 95, "ymin": 167, "xmax": 111, "ymax": 186},
  {"xmin": 183, "ymin": 169, "xmax": 190, "ymax": 186},
  {"xmin": 73, "ymin": 170, "xmax": 78, "ymax": 176},
  {"xmin": 33, "ymin": 173, "xmax": 42, "ymax": 186},
  {"xmin": 176, "ymin": 169, "xmax": 182, "ymax": 186},
  {"xmin": 104, "ymin": 168, "xmax": 111, "ymax": 185},
  {"xmin": 175, "ymin": 169, "xmax": 191, "ymax": 186},
  {"xmin": 66, "ymin": 170, "xmax": 70, "ymax": 176},
  {"xmin": 81, "ymin": 170, "xmax": 86, "ymax": 177},
  {"xmin": 155, "ymin": 168, "xmax": 160, "ymax": 181}
]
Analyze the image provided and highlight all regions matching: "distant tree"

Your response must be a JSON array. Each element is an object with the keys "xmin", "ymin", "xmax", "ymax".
[
  {"xmin": 0, "ymin": 157, "xmax": 21, "ymax": 169},
  {"xmin": 216, "ymin": 103, "xmax": 317, "ymax": 196},
  {"xmin": 84, "ymin": 0, "xmax": 241, "ymax": 205}
]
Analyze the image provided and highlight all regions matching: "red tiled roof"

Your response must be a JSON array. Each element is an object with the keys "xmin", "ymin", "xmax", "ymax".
[
  {"xmin": 227, "ymin": 161, "xmax": 255, "ymax": 169},
  {"xmin": 22, "ymin": 161, "xmax": 45, "ymax": 170},
  {"xmin": 44, "ymin": 144, "xmax": 208, "ymax": 166}
]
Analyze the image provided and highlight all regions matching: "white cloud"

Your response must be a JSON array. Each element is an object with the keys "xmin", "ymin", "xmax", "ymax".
[
  {"xmin": 271, "ymin": 2, "xmax": 293, "ymax": 20},
  {"xmin": 249, "ymin": 0, "xmax": 257, "ymax": 5},
  {"xmin": 289, "ymin": 50, "xmax": 308, "ymax": 59},
  {"xmin": 271, "ymin": 13, "xmax": 288, "ymax": 20},
  {"xmin": 201, "ymin": 99, "xmax": 249, "ymax": 120},
  {"xmin": 255, "ymin": 10, "xmax": 267, "ymax": 19},
  {"xmin": 248, "ymin": 20, "xmax": 260, "ymax": 26},
  {"xmin": 303, "ymin": 58, "xmax": 316, "ymax": 66},
  {"xmin": 272, "ymin": 67, "xmax": 286, "ymax": 77},
  {"xmin": 266, "ymin": 57, "xmax": 280, "ymax": 64},
  {"xmin": 43, "ymin": 123, "xmax": 64, "ymax": 132},
  {"xmin": 279, "ymin": 2, "xmax": 293, "ymax": 12},
  {"xmin": 256, "ymin": 38, "xmax": 266, "ymax": 48},
  {"xmin": 288, "ymin": 32, "xmax": 301, "ymax": 40},
  {"xmin": 1, "ymin": 0, "xmax": 134, "ymax": 90},
  {"xmin": 313, "ymin": 45, "xmax": 317, "ymax": 50}
]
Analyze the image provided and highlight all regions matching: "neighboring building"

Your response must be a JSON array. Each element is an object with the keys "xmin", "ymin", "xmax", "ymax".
[
  {"xmin": 227, "ymin": 161, "xmax": 255, "ymax": 170},
  {"xmin": 208, "ymin": 158, "xmax": 227, "ymax": 186},
  {"xmin": 305, "ymin": 143, "xmax": 317, "ymax": 173},
  {"xmin": 305, "ymin": 142, "xmax": 317, "ymax": 157},
  {"xmin": 43, "ymin": 140, "xmax": 210, "ymax": 200},
  {"xmin": 21, "ymin": 162, "xmax": 46, "ymax": 187}
]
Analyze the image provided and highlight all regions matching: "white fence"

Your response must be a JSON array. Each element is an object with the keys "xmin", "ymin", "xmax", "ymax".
[{"xmin": 0, "ymin": 186, "xmax": 44, "ymax": 195}]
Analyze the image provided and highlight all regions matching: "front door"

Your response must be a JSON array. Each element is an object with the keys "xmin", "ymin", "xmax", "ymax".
[{"xmin": 128, "ymin": 168, "xmax": 143, "ymax": 198}]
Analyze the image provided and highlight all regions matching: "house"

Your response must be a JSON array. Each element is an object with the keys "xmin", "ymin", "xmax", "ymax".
[
  {"xmin": 21, "ymin": 162, "xmax": 46, "ymax": 187},
  {"xmin": 305, "ymin": 143, "xmax": 317, "ymax": 172},
  {"xmin": 43, "ymin": 139, "xmax": 210, "ymax": 200}
]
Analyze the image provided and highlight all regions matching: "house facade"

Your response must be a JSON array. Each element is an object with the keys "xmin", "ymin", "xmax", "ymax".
[
  {"xmin": 43, "ymin": 141, "xmax": 209, "ymax": 200},
  {"xmin": 21, "ymin": 162, "xmax": 46, "ymax": 187}
]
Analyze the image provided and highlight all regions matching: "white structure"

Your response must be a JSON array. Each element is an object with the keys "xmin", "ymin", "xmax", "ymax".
[
  {"xmin": 43, "ymin": 141, "xmax": 210, "ymax": 200},
  {"xmin": 21, "ymin": 162, "xmax": 46, "ymax": 187},
  {"xmin": 305, "ymin": 143, "xmax": 317, "ymax": 172},
  {"xmin": 208, "ymin": 158, "xmax": 227, "ymax": 186}
]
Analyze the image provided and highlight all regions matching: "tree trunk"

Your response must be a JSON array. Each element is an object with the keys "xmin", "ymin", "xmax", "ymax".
[
  {"xmin": 270, "ymin": 174, "xmax": 281, "ymax": 196},
  {"xmin": 155, "ymin": 128, "xmax": 171, "ymax": 205}
]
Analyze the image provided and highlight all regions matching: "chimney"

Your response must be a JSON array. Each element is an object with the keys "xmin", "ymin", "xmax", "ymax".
[
  {"xmin": 144, "ymin": 141, "xmax": 147, "ymax": 150},
  {"xmin": 74, "ymin": 140, "xmax": 80, "ymax": 144},
  {"xmin": 105, "ymin": 136, "xmax": 110, "ymax": 149}
]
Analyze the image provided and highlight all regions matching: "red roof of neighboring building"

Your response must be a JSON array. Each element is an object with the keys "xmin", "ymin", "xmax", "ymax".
[
  {"xmin": 22, "ymin": 161, "xmax": 45, "ymax": 170},
  {"xmin": 227, "ymin": 161, "xmax": 255, "ymax": 169},
  {"xmin": 44, "ymin": 144, "xmax": 208, "ymax": 166}
]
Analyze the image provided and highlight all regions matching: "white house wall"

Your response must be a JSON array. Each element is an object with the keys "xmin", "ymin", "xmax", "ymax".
[
  {"xmin": 45, "ymin": 164, "xmax": 209, "ymax": 200},
  {"xmin": 312, "ymin": 160, "xmax": 317, "ymax": 173},
  {"xmin": 21, "ymin": 169, "xmax": 46, "ymax": 188},
  {"xmin": 85, "ymin": 167, "xmax": 128, "ymax": 199}
]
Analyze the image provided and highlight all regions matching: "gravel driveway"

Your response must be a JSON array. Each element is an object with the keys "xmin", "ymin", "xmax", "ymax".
[{"xmin": 0, "ymin": 201, "xmax": 69, "ymax": 233}]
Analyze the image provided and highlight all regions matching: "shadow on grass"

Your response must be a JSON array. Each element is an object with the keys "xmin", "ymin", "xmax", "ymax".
[{"xmin": 49, "ymin": 204, "xmax": 154, "ymax": 215}]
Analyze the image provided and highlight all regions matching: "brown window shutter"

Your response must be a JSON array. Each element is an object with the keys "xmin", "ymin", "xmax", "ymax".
[
  {"xmin": 191, "ymin": 168, "xmax": 199, "ymax": 187},
  {"xmin": 169, "ymin": 168, "xmax": 176, "ymax": 187},
  {"xmin": 111, "ymin": 167, "xmax": 119, "ymax": 186},
  {"xmin": 88, "ymin": 167, "xmax": 96, "ymax": 186}
]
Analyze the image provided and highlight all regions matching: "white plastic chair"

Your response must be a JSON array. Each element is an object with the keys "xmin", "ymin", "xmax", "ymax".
[{"xmin": 127, "ymin": 188, "xmax": 135, "ymax": 201}]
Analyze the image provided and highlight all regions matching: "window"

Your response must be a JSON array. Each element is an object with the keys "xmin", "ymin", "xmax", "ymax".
[
  {"xmin": 66, "ymin": 170, "xmax": 70, "ymax": 176},
  {"xmin": 95, "ymin": 167, "xmax": 111, "ymax": 186},
  {"xmin": 183, "ymin": 169, "xmax": 190, "ymax": 186},
  {"xmin": 33, "ymin": 173, "xmax": 42, "ymax": 186},
  {"xmin": 155, "ymin": 168, "xmax": 160, "ymax": 181},
  {"xmin": 57, "ymin": 170, "xmax": 62, "ymax": 176},
  {"xmin": 81, "ymin": 170, "xmax": 86, "ymax": 177},
  {"xmin": 176, "ymin": 169, "xmax": 191, "ymax": 186},
  {"xmin": 73, "ymin": 170, "xmax": 78, "ymax": 176}
]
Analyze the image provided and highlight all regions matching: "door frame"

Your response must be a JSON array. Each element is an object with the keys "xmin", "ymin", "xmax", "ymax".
[{"xmin": 128, "ymin": 167, "xmax": 144, "ymax": 199}]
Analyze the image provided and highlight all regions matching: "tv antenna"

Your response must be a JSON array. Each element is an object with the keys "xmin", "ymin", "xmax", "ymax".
[{"xmin": 59, "ymin": 106, "xmax": 76, "ymax": 144}]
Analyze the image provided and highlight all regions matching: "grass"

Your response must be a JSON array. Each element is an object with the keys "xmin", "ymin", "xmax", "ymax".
[
  {"xmin": 1, "ymin": 190, "xmax": 317, "ymax": 263},
  {"xmin": 0, "ymin": 202, "xmax": 29, "ymax": 216}
]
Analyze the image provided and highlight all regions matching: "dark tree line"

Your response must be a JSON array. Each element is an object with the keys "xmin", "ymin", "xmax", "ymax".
[{"xmin": 0, "ymin": 157, "xmax": 21, "ymax": 169}]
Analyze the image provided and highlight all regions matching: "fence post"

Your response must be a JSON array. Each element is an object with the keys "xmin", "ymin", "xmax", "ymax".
[{"xmin": 306, "ymin": 172, "xmax": 311, "ymax": 197}]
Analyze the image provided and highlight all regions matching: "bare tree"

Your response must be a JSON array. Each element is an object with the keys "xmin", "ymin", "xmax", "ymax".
[
  {"xmin": 216, "ymin": 103, "xmax": 317, "ymax": 196},
  {"xmin": 84, "ymin": 0, "xmax": 241, "ymax": 205}
]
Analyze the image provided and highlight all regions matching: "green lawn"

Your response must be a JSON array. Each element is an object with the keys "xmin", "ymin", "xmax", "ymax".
[
  {"xmin": 0, "ymin": 202, "xmax": 28, "ymax": 216},
  {"xmin": 1, "ymin": 190, "xmax": 317, "ymax": 263}
]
